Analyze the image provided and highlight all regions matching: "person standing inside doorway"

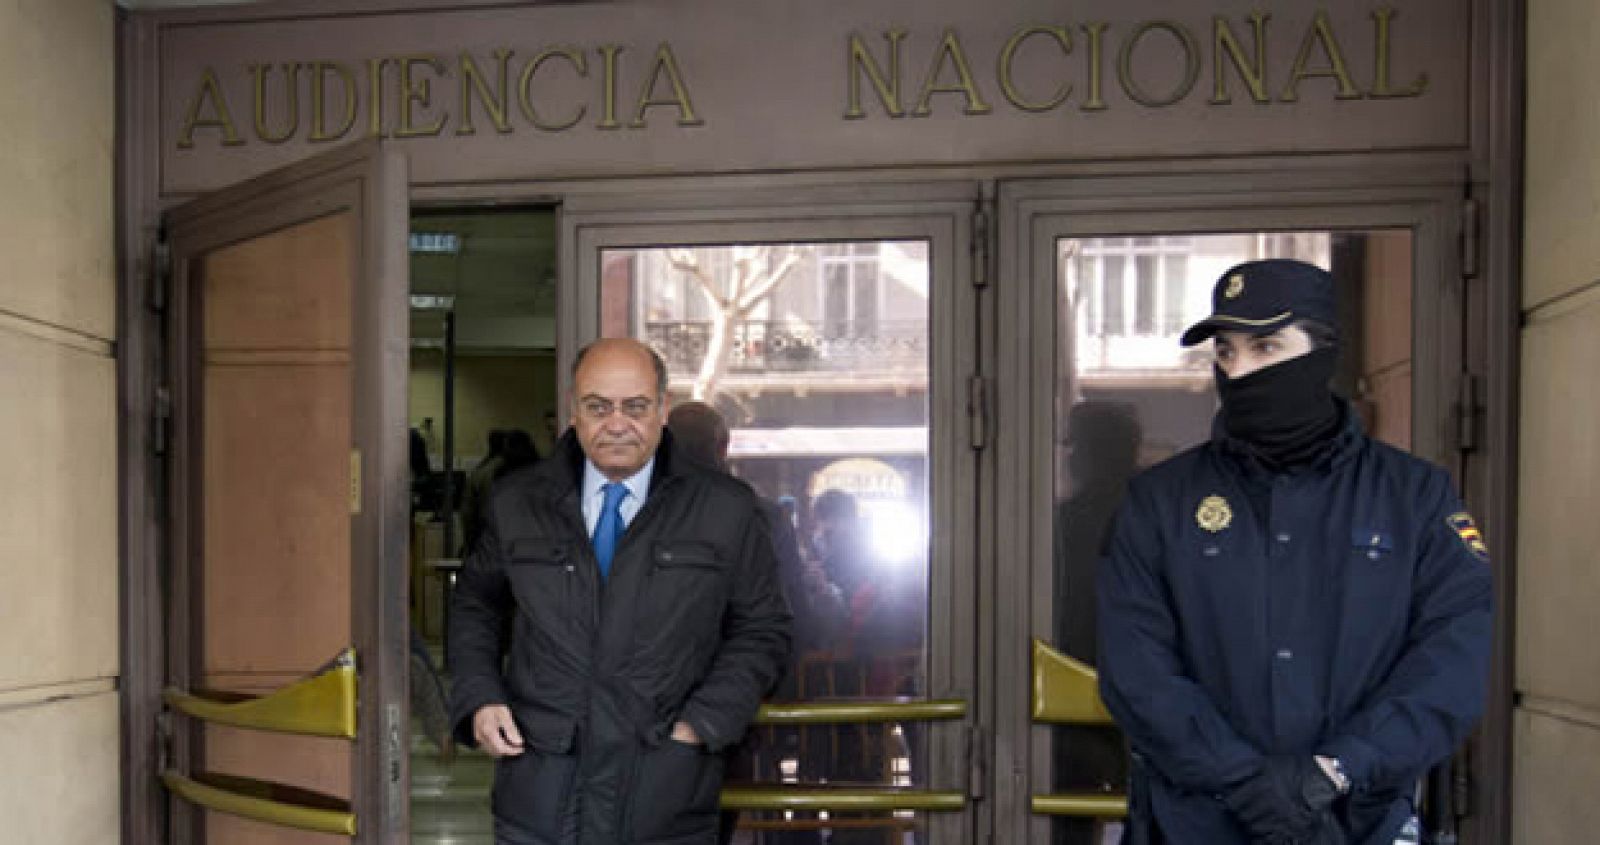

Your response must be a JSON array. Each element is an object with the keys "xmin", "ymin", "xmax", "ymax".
[
  {"xmin": 1096, "ymin": 259, "xmax": 1493, "ymax": 844},
  {"xmin": 449, "ymin": 338, "xmax": 792, "ymax": 844}
]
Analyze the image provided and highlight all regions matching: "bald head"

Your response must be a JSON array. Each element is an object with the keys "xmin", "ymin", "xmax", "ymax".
[
  {"xmin": 572, "ymin": 338, "xmax": 668, "ymax": 397},
  {"xmin": 668, "ymin": 401, "xmax": 730, "ymax": 471}
]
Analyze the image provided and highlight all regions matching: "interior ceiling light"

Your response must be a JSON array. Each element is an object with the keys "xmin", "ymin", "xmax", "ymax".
[
  {"xmin": 409, "ymin": 232, "xmax": 461, "ymax": 255},
  {"xmin": 409, "ymin": 294, "xmax": 456, "ymax": 311}
]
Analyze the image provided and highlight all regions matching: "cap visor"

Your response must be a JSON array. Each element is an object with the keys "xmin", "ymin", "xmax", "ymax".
[{"xmin": 1178, "ymin": 312, "xmax": 1294, "ymax": 347}]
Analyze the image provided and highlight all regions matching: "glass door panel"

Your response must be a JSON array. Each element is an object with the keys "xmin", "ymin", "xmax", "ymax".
[
  {"xmin": 1045, "ymin": 228, "xmax": 1415, "ymax": 845},
  {"xmin": 603, "ymin": 241, "xmax": 933, "ymax": 844}
]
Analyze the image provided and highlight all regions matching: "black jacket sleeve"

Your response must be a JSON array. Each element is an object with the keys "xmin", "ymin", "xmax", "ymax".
[
  {"xmin": 1097, "ymin": 480, "xmax": 1265, "ymax": 792},
  {"xmin": 678, "ymin": 507, "xmax": 793, "ymax": 752},
  {"xmin": 446, "ymin": 509, "xmax": 514, "ymax": 746},
  {"xmin": 1317, "ymin": 469, "xmax": 1494, "ymax": 791}
]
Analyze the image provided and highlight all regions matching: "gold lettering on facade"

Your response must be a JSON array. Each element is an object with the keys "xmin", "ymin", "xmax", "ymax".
[
  {"xmin": 366, "ymin": 57, "xmax": 389, "ymax": 137},
  {"xmin": 519, "ymin": 47, "xmax": 588, "ymax": 131},
  {"xmin": 999, "ymin": 26, "xmax": 1073, "ymax": 113},
  {"xmin": 845, "ymin": 30, "xmax": 908, "ymax": 119},
  {"xmin": 1080, "ymin": 23, "xmax": 1110, "ymax": 111},
  {"xmin": 1281, "ymin": 10, "xmax": 1363, "ymax": 102},
  {"xmin": 1370, "ymin": 6, "xmax": 1428, "ymax": 98},
  {"xmin": 1118, "ymin": 21, "xmax": 1199, "ymax": 108},
  {"xmin": 458, "ymin": 49, "xmax": 514, "ymax": 135},
  {"xmin": 630, "ymin": 43, "xmax": 704, "ymax": 128},
  {"xmin": 911, "ymin": 29, "xmax": 993, "ymax": 116},
  {"xmin": 177, "ymin": 67, "xmax": 244, "ymax": 149},
  {"xmin": 597, "ymin": 45, "xmax": 624, "ymax": 129},
  {"xmin": 396, "ymin": 54, "xmax": 449, "ymax": 137},
  {"xmin": 251, "ymin": 63, "xmax": 302, "ymax": 144},
  {"xmin": 1211, "ymin": 13, "xmax": 1271, "ymax": 104},
  {"xmin": 310, "ymin": 62, "xmax": 357, "ymax": 142}
]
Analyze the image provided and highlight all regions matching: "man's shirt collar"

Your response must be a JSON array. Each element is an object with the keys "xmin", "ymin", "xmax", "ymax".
[{"xmin": 581, "ymin": 457, "xmax": 654, "ymax": 507}]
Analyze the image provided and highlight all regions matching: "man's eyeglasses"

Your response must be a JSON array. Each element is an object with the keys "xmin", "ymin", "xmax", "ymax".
[{"xmin": 579, "ymin": 397, "xmax": 655, "ymax": 420}]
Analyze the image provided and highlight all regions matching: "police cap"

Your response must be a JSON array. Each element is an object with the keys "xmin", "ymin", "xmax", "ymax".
[{"xmin": 1179, "ymin": 258, "xmax": 1337, "ymax": 347}]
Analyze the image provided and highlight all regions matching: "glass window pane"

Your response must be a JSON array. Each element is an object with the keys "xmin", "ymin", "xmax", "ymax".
[
  {"xmin": 855, "ymin": 265, "xmax": 879, "ymax": 329},
  {"xmin": 1161, "ymin": 255, "xmax": 1189, "ymax": 335},
  {"xmin": 1134, "ymin": 255, "xmax": 1157, "ymax": 334},
  {"xmin": 825, "ymin": 263, "xmax": 850, "ymax": 334},
  {"xmin": 1101, "ymin": 255, "xmax": 1126, "ymax": 336}
]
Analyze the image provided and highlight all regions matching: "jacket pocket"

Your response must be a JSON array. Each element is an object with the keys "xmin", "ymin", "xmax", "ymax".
[
  {"xmin": 635, "ymin": 543, "xmax": 731, "ymax": 672},
  {"xmin": 625, "ymin": 738, "xmax": 725, "ymax": 843},
  {"xmin": 491, "ymin": 743, "xmax": 580, "ymax": 843},
  {"xmin": 651, "ymin": 541, "xmax": 727, "ymax": 573},
  {"xmin": 506, "ymin": 539, "xmax": 576, "ymax": 611},
  {"xmin": 512, "ymin": 707, "xmax": 578, "ymax": 754}
]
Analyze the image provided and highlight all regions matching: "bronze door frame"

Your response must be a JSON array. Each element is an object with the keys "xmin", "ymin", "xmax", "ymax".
[{"xmin": 561, "ymin": 183, "xmax": 985, "ymax": 842}]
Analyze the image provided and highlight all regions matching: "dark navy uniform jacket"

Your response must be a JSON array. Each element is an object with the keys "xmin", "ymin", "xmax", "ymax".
[{"xmin": 1098, "ymin": 406, "xmax": 1493, "ymax": 844}]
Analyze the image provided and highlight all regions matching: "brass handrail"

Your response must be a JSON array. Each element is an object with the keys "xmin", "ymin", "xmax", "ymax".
[
  {"xmin": 163, "ymin": 649, "xmax": 357, "ymax": 739},
  {"xmin": 1031, "ymin": 639, "xmax": 1115, "ymax": 726},
  {"xmin": 720, "ymin": 785, "xmax": 965, "ymax": 812},
  {"xmin": 754, "ymin": 698, "xmax": 966, "ymax": 725},
  {"xmin": 162, "ymin": 771, "xmax": 356, "ymax": 836},
  {"xmin": 1030, "ymin": 793, "xmax": 1129, "ymax": 817},
  {"xmin": 1031, "ymin": 639, "xmax": 1127, "ymax": 818}
]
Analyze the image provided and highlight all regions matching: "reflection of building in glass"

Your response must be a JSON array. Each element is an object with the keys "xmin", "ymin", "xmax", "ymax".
[{"xmin": 1059, "ymin": 233, "xmax": 1331, "ymax": 470}]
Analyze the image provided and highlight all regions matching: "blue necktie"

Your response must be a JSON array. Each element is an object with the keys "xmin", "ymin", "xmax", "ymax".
[{"xmin": 592, "ymin": 482, "xmax": 628, "ymax": 580}]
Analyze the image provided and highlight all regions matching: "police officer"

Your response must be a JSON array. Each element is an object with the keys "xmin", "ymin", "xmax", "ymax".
[{"xmin": 1096, "ymin": 259, "xmax": 1494, "ymax": 844}]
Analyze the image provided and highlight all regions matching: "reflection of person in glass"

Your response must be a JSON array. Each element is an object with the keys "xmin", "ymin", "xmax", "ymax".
[
  {"xmin": 812, "ymin": 488, "xmax": 926, "ymax": 845},
  {"xmin": 1097, "ymin": 260, "xmax": 1492, "ymax": 845},
  {"xmin": 812, "ymin": 489, "xmax": 923, "ymax": 672},
  {"xmin": 1051, "ymin": 402, "xmax": 1140, "ymax": 845},
  {"xmin": 1054, "ymin": 402, "xmax": 1142, "ymax": 665},
  {"xmin": 666, "ymin": 399, "xmax": 825, "ymax": 845}
]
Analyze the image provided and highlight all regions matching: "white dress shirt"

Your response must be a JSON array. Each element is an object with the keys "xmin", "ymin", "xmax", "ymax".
[{"xmin": 580, "ymin": 457, "xmax": 654, "ymax": 537}]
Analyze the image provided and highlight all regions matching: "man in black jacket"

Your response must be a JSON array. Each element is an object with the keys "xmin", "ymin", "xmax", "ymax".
[
  {"xmin": 449, "ymin": 338, "xmax": 793, "ymax": 844},
  {"xmin": 1097, "ymin": 260, "xmax": 1492, "ymax": 844}
]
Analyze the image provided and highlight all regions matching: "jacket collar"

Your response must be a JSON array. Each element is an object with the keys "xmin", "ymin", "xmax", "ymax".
[
  {"xmin": 1211, "ymin": 396, "xmax": 1365, "ymax": 476},
  {"xmin": 537, "ymin": 426, "xmax": 685, "ymax": 497}
]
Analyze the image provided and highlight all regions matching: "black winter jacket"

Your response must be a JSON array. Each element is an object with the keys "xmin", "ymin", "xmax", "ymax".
[{"xmin": 448, "ymin": 430, "xmax": 793, "ymax": 844}]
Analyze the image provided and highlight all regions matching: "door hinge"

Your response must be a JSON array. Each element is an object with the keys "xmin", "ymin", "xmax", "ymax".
[
  {"xmin": 1460, "ymin": 197, "xmax": 1481, "ymax": 279},
  {"xmin": 152, "ymin": 385, "xmax": 172, "ymax": 457},
  {"xmin": 972, "ymin": 209, "xmax": 990, "ymax": 289},
  {"xmin": 386, "ymin": 702, "xmax": 406, "ymax": 825},
  {"xmin": 156, "ymin": 710, "xmax": 174, "ymax": 773},
  {"xmin": 349, "ymin": 449, "xmax": 363, "ymax": 515},
  {"xmin": 967, "ymin": 375, "xmax": 989, "ymax": 451},
  {"xmin": 1455, "ymin": 372, "xmax": 1481, "ymax": 454},
  {"xmin": 965, "ymin": 722, "xmax": 987, "ymax": 800},
  {"xmin": 149, "ymin": 226, "xmax": 171, "ymax": 314}
]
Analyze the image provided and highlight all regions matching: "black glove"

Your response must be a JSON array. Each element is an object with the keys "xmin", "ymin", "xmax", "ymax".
[{"xmin": 1223, "ymin": 756, "xmax": 1341, "ymax": 843}]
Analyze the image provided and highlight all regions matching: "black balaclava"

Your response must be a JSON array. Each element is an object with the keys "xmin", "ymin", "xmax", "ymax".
[{"xmin": 1215, "ymin": 346, "xmax": 1342, "ymax": 468}]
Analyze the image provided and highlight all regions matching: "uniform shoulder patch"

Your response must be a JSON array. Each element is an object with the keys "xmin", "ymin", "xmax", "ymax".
[{"xmin": 1446, "ymin": 512, "xmax": 1489, "ymax": 560}]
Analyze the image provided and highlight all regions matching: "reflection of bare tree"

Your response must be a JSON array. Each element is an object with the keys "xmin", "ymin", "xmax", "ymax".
[{"xmin": 666, "ymin": 244, "xmax": 803, "ymax": 401}]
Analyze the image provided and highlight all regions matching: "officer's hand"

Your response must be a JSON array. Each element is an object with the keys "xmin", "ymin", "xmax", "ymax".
[
  {"xmin": 472, "ymin": 704, "xmax": 525, "ymax": 757},
  {"xmin": 669, "ymin": 720, "xmax": 703, "ymax": 746},
  {"xmin": 1223, "ymin": 756, "xmax": 1336, "ymax": 842}
]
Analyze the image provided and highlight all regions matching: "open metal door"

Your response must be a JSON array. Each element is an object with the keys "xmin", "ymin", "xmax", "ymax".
[{"xmin": 158, "ymin": 140, "xmax": 410, "ymax": 844}]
